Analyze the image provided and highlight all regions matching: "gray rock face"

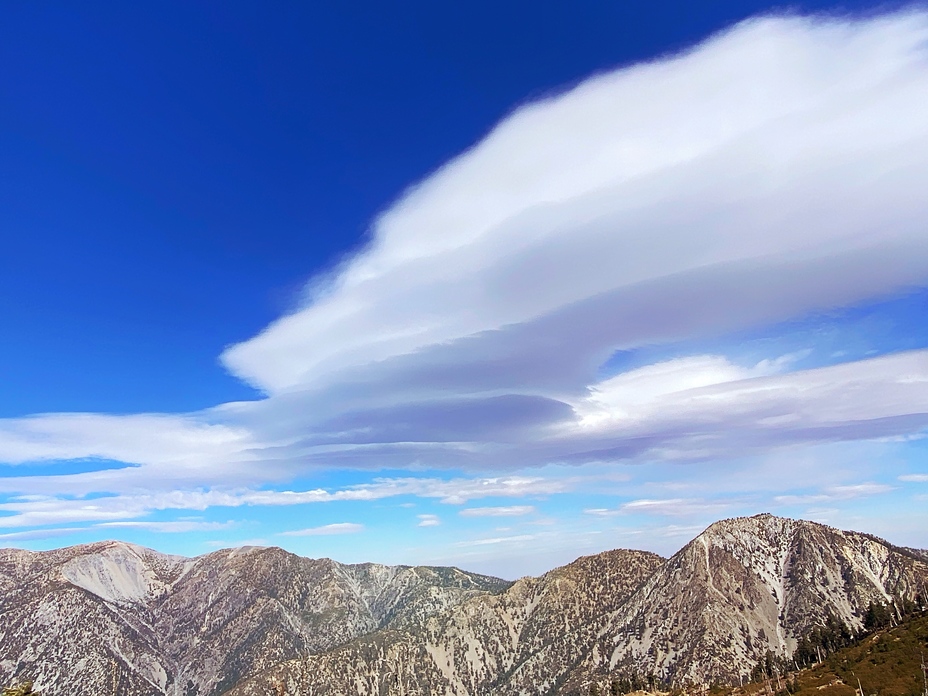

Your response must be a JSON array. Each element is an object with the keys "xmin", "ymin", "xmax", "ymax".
[
  {"xmin": 568, "ymin": 514, "xmax": 928, "ymax": 688},
  {"xmin": 226, "ymin": 516, "xmax": 928, "ymax": 695},
  {"xmin": 1, "ymin": 515, "xmax": 925, "ymax": 695},
  {"xmin": 226, "ymin": 548, "xmax": 663, "ymax": 696},
  {"xmin": 0, "ymin": 542, "xmax": 508, "ymax": 696}
]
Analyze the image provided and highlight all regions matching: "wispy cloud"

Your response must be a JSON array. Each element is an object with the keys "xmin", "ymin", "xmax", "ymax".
[
  {"xmin": 774, "ymin": 482, "xmax": 895, "ymax": 505},
  {"xmin": 584, "ymin": 498, "xmax": 730, "ymax": 517},
  {"xmin": 0, "ymin": 527, "xmax": 86, "ymax": 542},
  {"xmin": 205, "ymin": 539, "xmax": 268, "ymax": 549},
  {"xmin": 279, "ymin": 522, "xmax": 364, "ymax": 537},
  {"xmin": 460, "ymin": 506, "xmax": 536, "ymax": 517},
  {"xmin": 0, "ymin": 475, "xmax": 572, "ymax": 528},
  {"xmin": 96, "ymin": 520, "xmax": 236, "ymax": 533},
  {"xmin": 454, "ymin": 534, "xmax": 536, "ymax": 547},
  {"xmin": 417, "ymin": 514, "xmax": 440, "ymax": 527}
]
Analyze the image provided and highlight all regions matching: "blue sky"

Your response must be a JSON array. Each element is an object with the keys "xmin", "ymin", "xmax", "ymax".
[{"xmin": 2, "ymin": 1, "xmax": 927, "ymax": 579}]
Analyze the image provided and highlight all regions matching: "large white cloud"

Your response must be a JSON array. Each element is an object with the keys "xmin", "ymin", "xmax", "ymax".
[
  {"xmin": 1, "ymin": 11, "xmax": 928, "ymax": 541},
  {"xmin": 222, "ymin": 11, "xmax": 928, "ymax": 397},
  {"xmin": 563, "ymin": 349, "xmax": 928, "ymax": 461},
  {"xmin": 0, "ymin": 413, "xmax": 253, "ymax": 467}
]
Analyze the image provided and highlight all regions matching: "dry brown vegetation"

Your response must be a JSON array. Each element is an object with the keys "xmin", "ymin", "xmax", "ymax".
[{"xmin": 729, "ymin": 611, "xmax": 928, "ymax": 696}]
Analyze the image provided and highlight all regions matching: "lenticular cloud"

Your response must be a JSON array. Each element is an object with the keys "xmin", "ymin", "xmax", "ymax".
[
  {"xmin": 3, "ymin": 11, "xmax": 928, "ymax": 519},
  {"xmin": 223, "ymin": 11, "xmax": 928, "ymax": 397}
]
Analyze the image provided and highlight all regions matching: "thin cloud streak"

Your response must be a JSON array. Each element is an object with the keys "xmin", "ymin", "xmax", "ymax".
[
  {"xmin": 0, "ymin": 528, "xmax": 86, "ymax": 542},
  {"xmin": 774, "ymin": 482, "xmax": 895, "ymax": 505},
  {"xmin": 280, "ymin": 523, "xmax": 364, "ymax": 537},
  {"xmin": 0, "ymin": 476, "xmax": 571, "ymax": 528},
  {"xmin": 96, "ymin": 520, "xmax": 236, "ymax": 533},
  {"xmin": 583, "ymin": 498, "xmax": 731, "ymax": 517},
  {"xmin": 460, "ymin": 506, "xmax": 536, "ymax": 517},
  {"xmin": 454, "ymin": 534, "xmax": 536, "ymax": 547}
]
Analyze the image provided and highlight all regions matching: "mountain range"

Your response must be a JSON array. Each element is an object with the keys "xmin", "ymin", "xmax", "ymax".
[{"xmin": 1, "ymin": 514, "xmax": 925, "ymax": 695}]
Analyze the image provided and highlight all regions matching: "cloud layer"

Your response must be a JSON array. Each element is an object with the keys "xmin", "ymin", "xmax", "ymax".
[
  {"xmin": 0, "ymin": 11, "xmax": 927, "ymax": 559},
  {"xmin": 224, "ymin": 11, "xmax": 928, "ymax": 396},
  {"xmin": 213, "ymin": 10, "xmax": 928, "ymax": 474}
]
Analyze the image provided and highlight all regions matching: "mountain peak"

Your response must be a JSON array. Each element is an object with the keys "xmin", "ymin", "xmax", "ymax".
[{"xmin": 2, "ymin": 517, "xmax": 925, "ymax": 695}]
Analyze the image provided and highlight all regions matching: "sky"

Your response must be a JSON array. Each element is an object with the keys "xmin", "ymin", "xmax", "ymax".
[{"xmin": 1, "ymin": 1, "xmax": 927, "ymax": 579}]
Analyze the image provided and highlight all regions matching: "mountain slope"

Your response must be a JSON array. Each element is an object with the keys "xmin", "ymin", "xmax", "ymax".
[
  {"xmin": 0, "ymin": 542, "xmax": 191, "ymax": 696},
  {"xmin": 723, "ymin": 609, "xmax": 928, "ymax": 696},
  {"xmin": 225, "ymin": 515, "xmax": 928, "ymax": 695},
  {"xmin": 0, "ymin": 542, "xmax": 508, "ymax": 696},
  {"xmin": 1, "ymin": 515, "xmax": 925, "ymax": 696},
  {"xmin": 568, "ymin": 514, "xmax": 928, "ymax": 688},
  {"xmin": 225, "ymin": 549, "xmax": 664, "ymax": 696}
]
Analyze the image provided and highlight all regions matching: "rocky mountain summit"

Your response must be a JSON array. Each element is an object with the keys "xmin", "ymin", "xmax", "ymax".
[
  {"xmin": 0, "ymin": 541, "xmax": 507, "ymax": 696},
  {"xmin": 566, "ymin": 513, "xmax": 928, "ymax": 690},
  {"xmin": 228, "ymin": 548, "xmax": 663, "ymax": 696},
  {"xmin": 1, "ymin": 515, "xmax": 925, "ymax": 696}
]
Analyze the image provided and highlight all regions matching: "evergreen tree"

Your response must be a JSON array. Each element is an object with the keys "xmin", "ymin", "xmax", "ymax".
[{"xmin": 863, "ymin": 600, "xmax": 893, "ymax": 630}]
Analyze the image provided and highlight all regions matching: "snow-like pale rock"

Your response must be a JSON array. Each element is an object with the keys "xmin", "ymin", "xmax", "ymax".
[{"xmin": 60, "ymin": 543, "xmax": 178, "ymax": 605}]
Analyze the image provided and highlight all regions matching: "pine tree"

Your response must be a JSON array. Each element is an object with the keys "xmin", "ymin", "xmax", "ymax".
[{"xmin": 863, "ymin": 600, "xmax": 893, "ymax": 630}]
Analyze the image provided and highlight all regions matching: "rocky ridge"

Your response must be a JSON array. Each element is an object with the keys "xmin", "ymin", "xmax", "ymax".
[
  {"xmin": 1, "ymin": 515, "xmax": 926, "ymax": 696},
  {"xmin": 228, "ymin": 548, "xmax": 663, "ymax": 696},
  {"xmin": 227, "ymin": 515, "xmax": 928, "ymax": 695},
  {"xmin": 565, "ymin": 513, "xmax": 928, "ymax": 689},
  {"xmin": 0, "ymin": 542, "xmax": 508, "ymax": 696}
]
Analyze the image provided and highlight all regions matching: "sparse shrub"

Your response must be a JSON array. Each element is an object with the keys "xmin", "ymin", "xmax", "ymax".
[{"xmin": 2, "ymin": 681, "xmax": 40, "ymax": 696}]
